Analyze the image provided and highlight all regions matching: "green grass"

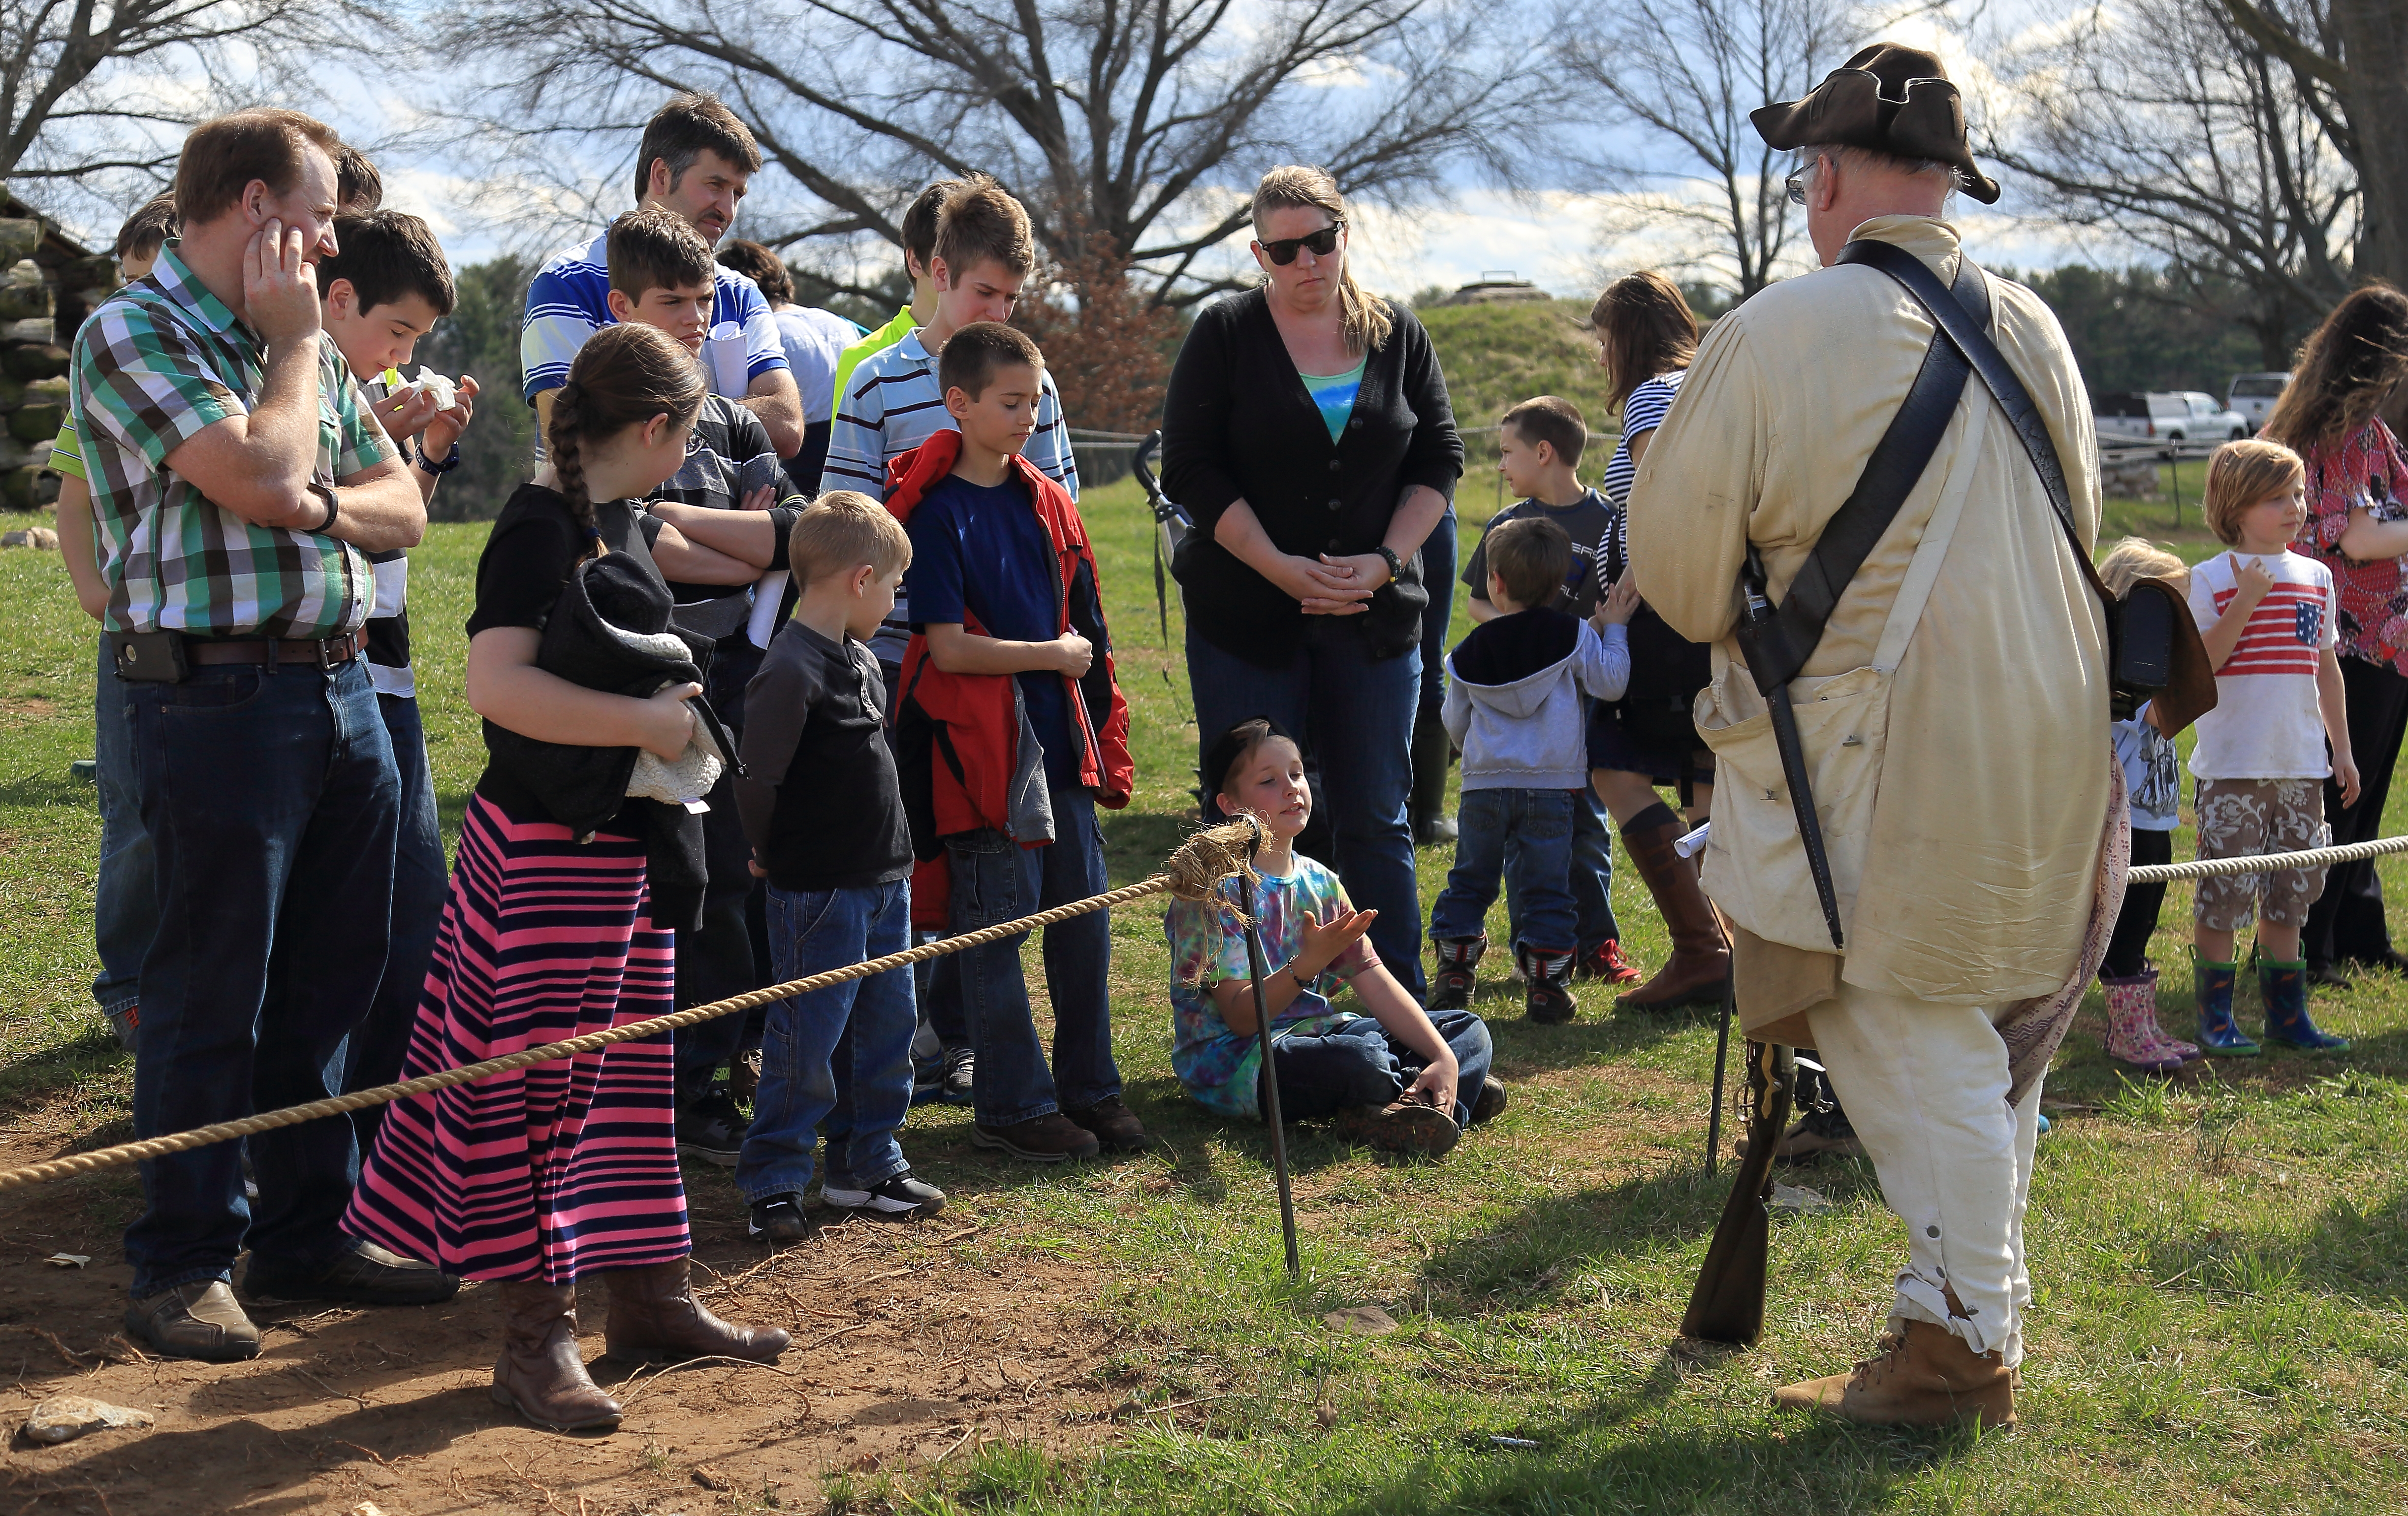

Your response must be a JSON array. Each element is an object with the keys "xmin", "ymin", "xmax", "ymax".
[{"xmin": 3, "ymin": 480, "xmax": 2405, "ymax": 1513}]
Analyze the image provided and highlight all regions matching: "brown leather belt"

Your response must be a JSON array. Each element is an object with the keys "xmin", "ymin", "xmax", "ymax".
[{"xmin": 187, "ymin": 631, "xmax": 364, "ymax": 669}]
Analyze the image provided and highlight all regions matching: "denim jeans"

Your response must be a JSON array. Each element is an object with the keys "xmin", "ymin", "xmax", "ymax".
[
  {"xmin": 346, "ymin": 693, "xmax": 448, "ymax": 1150},
  {"xmin": 739, "ymin": 879, "xmax": 916, "ymax": 1200},
  {"xmin": 1571, "ymin": 783, "xmax": 1619, "ymax": 951},
  {"xmin": 1417, "ymin": 511, "xmax": 1456, "ymax": 721},
  {"xmin": 91, "ymin": 637, "xmax": 157, "ymax": 1022},
  {"xmin": 672, "ymin": 747, "xmax": 760, "ymax": 1106},
  {"xmin": 1262, "ymin": 1008, "xmax": 1492, "ymax": 1128},
  {"xmin": 1187, "ymin": 617, "xmax": 1425, "ymax": 996},
  {"xmin": 1429, "ymin": 787, "xmax": 1578, "ymax": 953},
  {"xmin": 946, "ymin": 783, "xmax": 1117, "ymax": 1127},
  {"xmin": 122, "ymin": 656, "xmax": 399, "ymax": 1296}
]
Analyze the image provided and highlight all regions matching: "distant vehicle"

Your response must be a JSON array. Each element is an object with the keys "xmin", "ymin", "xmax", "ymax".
[
  {"xmin": 2093, "ymin": 390, "xmax": 2250, "ymax": 444},
  {"xmin": 2228, "ymin": 371, "xmax": 2290, "ymax": 432}
]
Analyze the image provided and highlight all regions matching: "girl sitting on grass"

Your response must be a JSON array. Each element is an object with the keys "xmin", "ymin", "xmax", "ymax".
[{"xmin": 1163, "ymin": 717, "xmax": 1503, "ymax": 1156}]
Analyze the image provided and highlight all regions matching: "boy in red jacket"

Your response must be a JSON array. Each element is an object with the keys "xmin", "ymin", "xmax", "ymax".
[{"xmin": 887, "ymin": 323, "xmax": 1139, "ymax": 1162}]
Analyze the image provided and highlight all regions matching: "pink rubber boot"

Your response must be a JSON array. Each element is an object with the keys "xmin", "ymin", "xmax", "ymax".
[{"xmin": 2101, "ymin": 968, "xmax": 2197, "ymax": 1071}]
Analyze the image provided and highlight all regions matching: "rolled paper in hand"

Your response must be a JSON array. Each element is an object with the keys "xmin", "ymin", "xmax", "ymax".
[{"xmin": 1674, "ymin": 820, "xmax": 1711, "ymax": 859}]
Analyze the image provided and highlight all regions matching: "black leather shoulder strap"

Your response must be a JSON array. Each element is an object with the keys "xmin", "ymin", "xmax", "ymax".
[
  {"xmin": 1838, "ymin": 239, "xmax": 2103, "ymax": 599},
  {"xmin": 1744, "ymin": 252, "xmax": 1984, "ymax": 694}
]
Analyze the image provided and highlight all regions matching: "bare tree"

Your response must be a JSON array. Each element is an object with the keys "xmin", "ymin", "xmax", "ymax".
[
  {"xmin": 1564, "ymin": 0, "xmax": 1852, "ymax": 299},
  {"xmin": 1992, "ymin": 0, "xmax": 2357, "ymax": 367},
  {"xmin": 1, "ymin": 0, "xmax": 360, "ymax": 217},
  {"xmin": 438, "ymin": 0, "xmax": 1562, "ymax": 304}
]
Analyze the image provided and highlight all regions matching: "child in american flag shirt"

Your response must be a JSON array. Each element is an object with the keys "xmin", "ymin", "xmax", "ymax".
[{"xmin": 2187, "ymin": 439, "xmax": 2360, "ymax": 1056}]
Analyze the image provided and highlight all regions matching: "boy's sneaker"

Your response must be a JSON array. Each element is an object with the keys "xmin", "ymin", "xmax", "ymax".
[
  {"xmin": 823, "ymin": 1170, "xmax": 947, "ymax": 1219},
  {"xmin": 1468, "ymin": 1077, "xmax": 1509, "ymax": 1126},
  {"xmin": 747, "ymin": 1193, "xmax": 811, "ymax": 1243},
  {"xmin": 1576, "ymin": 941, "xmax": 1644, "ymax": 987},
  {"xmin": 1428, "ymin": 936, "xmax": 1486, "ymax": 1012},
  {"xmin": 1335, "ymin": 1098, "xmax": 1460, "ymax": 1158},
  {"xmin": 1064, "ymin": 1096, "xmax": 1150, "ymax": 1152},
  {"xmin": 1518, "ymin": 944, "xmax": 1579, "ymax": 1024},
  {"xmin": 674, "ymin": 1093, "xmax": 745, "ymax": 1167},
  {"xmin": 972, "ymin": 1113, "xmax": 1100, "ymax": 1163},
  {"xmin": 939, "ymin": 1045, "xmax": 976, "ymax": 1105}
]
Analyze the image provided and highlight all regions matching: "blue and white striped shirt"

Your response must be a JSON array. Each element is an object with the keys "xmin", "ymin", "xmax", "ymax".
[{"xmin": 519, "ymin": 230, "xmax": 789, "ymax": 404}]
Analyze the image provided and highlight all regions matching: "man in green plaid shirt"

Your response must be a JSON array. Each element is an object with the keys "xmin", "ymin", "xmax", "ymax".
[{"xmin": 69, "ymin": 107, "xmax": 456, "ymax": 1364}]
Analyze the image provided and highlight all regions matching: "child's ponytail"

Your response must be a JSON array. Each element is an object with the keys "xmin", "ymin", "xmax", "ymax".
[{"xmin": 548, "ymin": 322, "xmax": 708, "ymax": 559}]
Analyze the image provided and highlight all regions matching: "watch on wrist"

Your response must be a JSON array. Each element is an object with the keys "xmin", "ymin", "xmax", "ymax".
[
  {"xmin": 307, "ymin": 481, "xmax": 340, "ymax": 534},
  {"xmin": 415, "ymin": 440, "xmax": 463, "ymax": 476},
  {"xmin": 1374, "ymin": 545, "xmax": 1403, "ymax": 584}
]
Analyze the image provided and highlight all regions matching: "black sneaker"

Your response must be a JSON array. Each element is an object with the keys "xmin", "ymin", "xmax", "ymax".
[
  {"xmin": 747, "ymin": 1194, "xmax": 811, "ymax": 1243},
  {"xmin": 241, "ymin": 1240, "xmax": 459, "ymax": 1306},
  {"xmin": 939, "ymin": 1045, "xmax": 975, "ymax": 1105},
  {"xmin": 674, "ymin": 1093, "xmax": 744, "ymax": 1168},
  {"xmin": 822, "ymin": 1170, "xmax": 946, "ymax": 1219}
]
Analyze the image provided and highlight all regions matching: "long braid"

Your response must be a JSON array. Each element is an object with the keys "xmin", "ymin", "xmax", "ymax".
[
  {"xmin": 547, "ymin": 379, "xmax": 603, "ymax": 559},
  {"xmin": 546, "ymin": 323, "xmax": 706, "ymax": 561}
]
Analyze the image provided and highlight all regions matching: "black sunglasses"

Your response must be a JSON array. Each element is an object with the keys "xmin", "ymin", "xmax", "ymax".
[{"xmin": 1261, "ymin": 222, "xmax": 1343, "ymax": 266}]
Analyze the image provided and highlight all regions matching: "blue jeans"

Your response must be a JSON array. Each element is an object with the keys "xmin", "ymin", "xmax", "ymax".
[
  {"xmin": 1572, "ymin": 784, "xmax": 1619, "ymax": 951},
  {"xmin": 1429, "ymin": 787, "xmax": 1577, "ymax": 953},
  {"xmin": 673, "ymin": 644, "xmax": 764, "ymax": 1105},
  {"xmin": 1265, "ymin": 1008, "xmax": 1492, "ymax": 1128},
  {"xmin": 1418, "ymin": 511, "xmax": 1456, "ymax": 720},
  {"xmin": 946, "ymin": 783, "xmax": 1117, "ymax": 1127},
  {"xmin": 739, "ymin": 879, "xmax": 916, "ymax": 1199},
  {"xmin": 122, "ymin": 657, "xmax": 399, "ymax": 1296},
  {"xmin": 92, "ymin": 638, "xmax": 157, "ymax": 1022},
  {"xmin": 1187, "ymin": 617, "xmax": 1425, "ymax": 996},
  {"xmin": 346, "ymin": 694, "xmax": 447, "ymax": 1148}
]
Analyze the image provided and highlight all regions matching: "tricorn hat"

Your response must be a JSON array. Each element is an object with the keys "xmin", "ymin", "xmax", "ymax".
[{"xmin": 1751, "ymin": 43, "xmax": 1999, "ymax": 205}]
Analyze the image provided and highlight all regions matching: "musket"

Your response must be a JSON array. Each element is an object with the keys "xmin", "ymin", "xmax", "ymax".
[
  {"xmin": 1679, "ymin": 1036, "xmax": 1794, "ymax": 1345},
  {"xmin": 1737, "ymin": 546, "xmax": 1845, "ymax": 951}
]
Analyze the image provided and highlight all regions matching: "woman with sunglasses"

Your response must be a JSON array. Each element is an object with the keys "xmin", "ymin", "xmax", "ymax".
[{"xmin": 1162, "ymin": 165, "xmax": 1464, "ymax": 998}]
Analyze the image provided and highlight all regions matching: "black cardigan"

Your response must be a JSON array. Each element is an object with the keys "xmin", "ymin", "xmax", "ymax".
[{"xmin": 1161, "ymin": 288, "xmax": 1463, "ymax": 665}]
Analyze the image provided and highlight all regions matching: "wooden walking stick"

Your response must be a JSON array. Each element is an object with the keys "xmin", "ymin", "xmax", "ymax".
[{"xmin": 1232, "ymin": 818, "xmax": 1301, "ymax": 1280}]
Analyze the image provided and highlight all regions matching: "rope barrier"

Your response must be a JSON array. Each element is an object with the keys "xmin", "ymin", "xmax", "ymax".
[
  {"xmin": 2124, "ymin": 832, "xmax": 2408, "ymax": 883},
  {"xmin": 0, "ymin": 874, "xmax": 1179, "ymax": 1194}
]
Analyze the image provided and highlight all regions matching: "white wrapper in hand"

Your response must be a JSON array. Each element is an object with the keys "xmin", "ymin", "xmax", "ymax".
[{"xmin": 409, "ymin": 366, "xmax": 459, "ymax": 412}]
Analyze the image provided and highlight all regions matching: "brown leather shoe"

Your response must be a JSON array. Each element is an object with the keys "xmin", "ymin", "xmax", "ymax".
[
  {"xmin": 602, "ymin": 1258, "xmax": 790, "ymax": 1364},
  {"xmin": 125, "ymin": 1280, "xmax": 261, "ymax": 1363},
  {"xmin": 972, "ymin": 1111, "xmax": 1102, "ymax": 1163},
  {"xmin": 491, "ymin": 1280, "xmax": 621, "ymax": 1432},
  {"xmin": 1334, "ymin": 1098, "xmax": 1461, "ymax": 1157},
  {"xmin": 1771, "ymin": 1319, "xmax": 2016, "ymax": 1428},
  {"xmin": 1616, "ymin": 803, "xmax": 1730, "ymax": 1011},
  {"xmin": 1064, "ymin": 1095, "xmax": 1152, "ymax": 1152}
]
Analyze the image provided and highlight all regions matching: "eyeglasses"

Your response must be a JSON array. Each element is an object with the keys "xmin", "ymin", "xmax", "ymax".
[
  {"xmin": 683, "ymin": 423, "xmax": 704, "ymax": 457},
  {"xmin": 1261, "ymin": 222, "xmax": 1343, "ymax": 266},
  {"xmin": 1784, "ymin": 171, "xmax": 1809, "ymax": 207}
]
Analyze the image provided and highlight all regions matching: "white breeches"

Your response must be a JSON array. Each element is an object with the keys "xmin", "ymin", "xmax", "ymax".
[{"xmin": 1805, "ymin": 986, "xmax": 2041, "ymax": 1365}]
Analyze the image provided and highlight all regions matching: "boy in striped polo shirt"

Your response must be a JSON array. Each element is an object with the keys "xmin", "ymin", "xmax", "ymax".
[{"xmin": 2187, "ymin": 439, "xmax": 2359, "ymax": 1055}]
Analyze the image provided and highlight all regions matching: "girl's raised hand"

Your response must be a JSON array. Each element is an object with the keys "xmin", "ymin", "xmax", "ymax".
[
  {"xmin": 1295, "ymin": 907, "xmax": 1376, "ymax": 979},
  {"xmin": 640, "ymin": 681, "xmax": 703, "ymax": 761}
]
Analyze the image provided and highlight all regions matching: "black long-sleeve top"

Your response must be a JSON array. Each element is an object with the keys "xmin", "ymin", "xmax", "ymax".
[
  {"xmin": 734, "ymin": 619, "xmax": 913, "ymax": 892},
  {"xmin": 1160, "ymin": 287, "xmax": 1463, "ymax": 665}
]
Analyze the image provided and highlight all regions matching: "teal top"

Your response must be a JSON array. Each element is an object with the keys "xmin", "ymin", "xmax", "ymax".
[{"xmin": 1298, "ymin": 359, "xmax": 1366, "ymax": 443}]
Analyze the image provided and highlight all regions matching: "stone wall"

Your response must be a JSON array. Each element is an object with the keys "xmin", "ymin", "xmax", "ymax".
[{"xmin": 0, "ymin": 196, "xmax": 114, "ymax": 513}]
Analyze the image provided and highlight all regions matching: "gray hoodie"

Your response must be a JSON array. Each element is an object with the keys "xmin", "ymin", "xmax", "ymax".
[{"xmin": 1442, "ymin": 606, "xmax": 1630, "ymax": 791}]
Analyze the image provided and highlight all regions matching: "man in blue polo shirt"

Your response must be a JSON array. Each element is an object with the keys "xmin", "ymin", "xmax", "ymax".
[{"xmin": 520, "ymin": 92, "xmax": 802, "ymax": 457}]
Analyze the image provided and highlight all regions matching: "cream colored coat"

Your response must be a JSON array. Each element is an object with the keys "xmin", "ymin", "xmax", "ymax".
[{"xmin": 1629, "ymin": 216, "xmax": 2110, "ymax": 1013}]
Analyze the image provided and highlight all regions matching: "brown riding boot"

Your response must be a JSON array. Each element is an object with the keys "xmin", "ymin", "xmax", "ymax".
[
  {"xmin": 1771, "ymin": 1318, "xmax": 2016, "ymax": 1428},
  {"xmin": 1616, "ymin": 803, "xmax": 1730, "ymax": 1011},
  {"xmin": 602, "ymin": 1258, "xmax": 792, "ymax": 1364},
  {"xmin": 491, "ymin": 1280, "xmax": 622, "ymax": 1432}
]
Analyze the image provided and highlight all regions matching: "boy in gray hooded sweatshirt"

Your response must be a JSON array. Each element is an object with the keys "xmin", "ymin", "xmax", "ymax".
[{"xmin": 1428, "ymin": 516, "xmax": 1636, "ymax": 1023}]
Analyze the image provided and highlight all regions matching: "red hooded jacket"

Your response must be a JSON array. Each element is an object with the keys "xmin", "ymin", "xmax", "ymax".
[{"xmin": 884, "ymin": 431, "xmax": 1134, "ymax": 917}]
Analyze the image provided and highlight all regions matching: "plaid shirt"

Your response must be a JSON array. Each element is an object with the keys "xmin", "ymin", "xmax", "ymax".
[{"xmin": 70, "ymin": 241, "xmax": 392, "ymax": 638}]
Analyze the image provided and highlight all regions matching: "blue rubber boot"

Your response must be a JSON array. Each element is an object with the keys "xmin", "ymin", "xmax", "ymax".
[
  {"xmin": 2194, "ymin": 956, "xmax": 2257, "ymax": 1056},
  {"xmin": 2260, "ymin": 959, "xmax": 2350, "ymax": 1052}
]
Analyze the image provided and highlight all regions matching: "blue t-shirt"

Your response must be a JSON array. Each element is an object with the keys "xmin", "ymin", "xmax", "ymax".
[
  {"xmin": 1299, "ymin": 360, "xmax": 1365, "ymax": 443},
  {"xmin": 904, "ymin": 472, "xmax": 1078, "ymax": 788}
]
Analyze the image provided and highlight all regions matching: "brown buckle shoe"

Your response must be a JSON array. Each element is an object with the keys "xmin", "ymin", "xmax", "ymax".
[
  {"xmin": 1063, "ymin": 1096, "xmax": 1151, "ymax": 1152},
  {"xmin": 602, "ymin": 1258, "xmax": 790, "ymax": 1365},
  {"xmin": 491, "ymin": 1280, "xmax": 622, "ymax": 1432},
  {"xmin": 1468, "ymin": 1077, "xmax": 1509, "ymax": 1126},
  {"xmin": 1772, "ymin": 1319, "xmax": 2015, "ymax": 1428},
  {"xmin": 1335, "ymin": 1098, "xmax": 1461, "ymax": 1157},
  {"xmin": 125, "ymin": 1280, "xmax": 261, "ymax": 1363},
  {"xmin": 971, "ymin": 1111, "xmax": 1101, "ymax": 1163}
]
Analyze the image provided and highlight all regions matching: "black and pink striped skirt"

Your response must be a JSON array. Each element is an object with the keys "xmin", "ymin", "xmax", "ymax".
[{"xmin": 345, "ymin": 793, "xmax": 692, "ymax": 1283}]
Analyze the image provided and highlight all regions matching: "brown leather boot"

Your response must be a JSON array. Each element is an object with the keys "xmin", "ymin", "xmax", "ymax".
[
  {"xmin": 1616, "ymin": 803, "xmax": 1730, "ymax": 1011},
  {"xmin": 491, "ymin": 1280, "xmax": 622, "ymax": 1432},
  {"xmin": 602, "ymin": 1258, "xmax": 791, "ymax": 1364},
  {"xmin": 1771, "ymin": 1319, "xmax": 2016, "ymax": 1428}
]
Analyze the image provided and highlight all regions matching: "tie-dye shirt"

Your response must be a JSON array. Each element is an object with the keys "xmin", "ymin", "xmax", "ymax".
[
  {"xmin": 1163, "ymin": 855, "xmax": 1380, "ymax": 1118},
  {"xmin": 1299, "ymin": 359, "xmax": 1366, "ymax": 443}
]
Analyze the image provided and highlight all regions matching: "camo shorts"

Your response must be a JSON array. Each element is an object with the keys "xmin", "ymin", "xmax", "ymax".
[{"xmin": 2191, "ymin": 777, "xmax": 2329, "ymax": 931}]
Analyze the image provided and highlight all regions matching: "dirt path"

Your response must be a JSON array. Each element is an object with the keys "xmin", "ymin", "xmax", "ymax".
[{"xmin": 0, "ymin": 1106, "xmax": 1127, "ymax": 1515}]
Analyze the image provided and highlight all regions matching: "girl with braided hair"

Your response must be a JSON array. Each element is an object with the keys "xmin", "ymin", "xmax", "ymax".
[{"xmin": 345, "ymin": 322, "xmax": 787, "ymax": 1435}]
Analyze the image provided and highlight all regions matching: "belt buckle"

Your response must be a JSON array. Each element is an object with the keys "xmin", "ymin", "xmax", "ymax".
[{"xmin": 317, "ymin": 634, "xmax": 342, "ymax": 672}]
